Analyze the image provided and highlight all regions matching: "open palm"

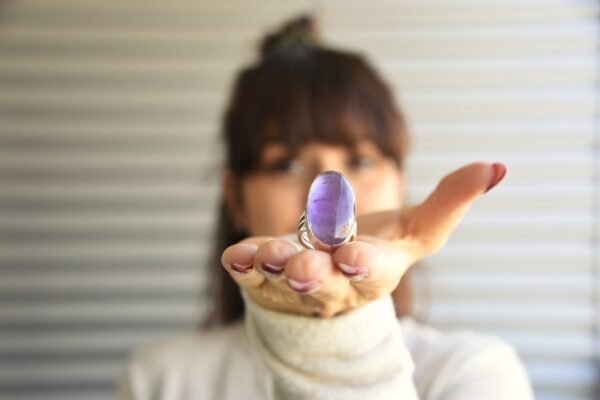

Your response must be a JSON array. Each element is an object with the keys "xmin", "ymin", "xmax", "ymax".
[{"xmin": 221, "ymin": 161, "xmax": 506, "ymax": 317}]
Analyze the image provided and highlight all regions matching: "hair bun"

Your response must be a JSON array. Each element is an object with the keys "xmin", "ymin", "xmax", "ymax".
[{"xmin": 259, "ymin": 14, "xmax": 320, "ymax": 60}]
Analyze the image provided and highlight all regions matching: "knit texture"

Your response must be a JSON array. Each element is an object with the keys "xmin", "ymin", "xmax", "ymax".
[{"xmin": 242, "ymin": 289, "xmax": 419, "ymax": 400}]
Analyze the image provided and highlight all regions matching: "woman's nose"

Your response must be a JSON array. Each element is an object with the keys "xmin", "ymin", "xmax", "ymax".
[
  {"xmin": 299, "ymin": 168, "xmax": 335, "ymax": 200},
  {"xmin": 315, "ymin": 158, "xmax": 346, "ymax": 176},
  {"xmin": 304, "ymin": 167, "xmax": 333, "ymax": 188}
]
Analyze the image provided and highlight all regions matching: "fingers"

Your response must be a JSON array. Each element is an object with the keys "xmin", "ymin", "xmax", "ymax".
[
  {"xmin": 332, "ymin": 238, "xmax": 405, "ymax": 300},
  {"xmin": 285, "ymin": 250, "xmax": 333, "ymax": 294},
  {"xmin": 403, "ymin": 162, "xmax": 506, "ymax": 255},
  {"xmin": 332, "ymin": 239, "xmax": 384, "ymax": 281},
  {"xmin": 221, "ymin": 236, "xmax": 281, "ymax": 288},
  {"xmin": 254, "ymin": 239, "xmax": 302, "ymax": 276},
  {"xmin": 282, "ymin": 238, "xmax": 406, "ymax": 307},
  {"xmin": 222, "ymin": 162, "xmax": 507, "ymax": 318},
  {"xmin": 221, "ymin": 242, "xmax": 265, "ymax": 289},
  {"xmin": 356, "ymin": 162, "xmax": 507, "ymax": 264},
  {"xmin": 221, "ymin": 236, "xmax": 303, "ymax": 289},
  {"xmin": 222, "ymin": 235, "xmax": 405, "ymax": 317},
  {"xmin": 282, "ymin": 250, "xmax": 366, "ymax": 317}
]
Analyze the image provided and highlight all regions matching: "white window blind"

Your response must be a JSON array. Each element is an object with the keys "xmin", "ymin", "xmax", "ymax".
[{"xmin": 0, "ymin": 1, "xmax": 598, "ymax": 399}]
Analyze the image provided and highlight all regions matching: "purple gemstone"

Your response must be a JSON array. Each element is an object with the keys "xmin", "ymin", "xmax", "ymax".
[{"xmin": 306, "ymin": 171, "xmax": 356, "ymax": 246}]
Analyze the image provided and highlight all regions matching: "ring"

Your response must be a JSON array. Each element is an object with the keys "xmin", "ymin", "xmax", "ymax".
[{"xmin": 297, "ymin": 170, "xmax": 357, "ymax": 251}]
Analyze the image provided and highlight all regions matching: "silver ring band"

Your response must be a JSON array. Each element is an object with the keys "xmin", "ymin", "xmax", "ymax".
[{"xmin": 296, "ymin": 210, "xmax": 357, "ymax": 251}]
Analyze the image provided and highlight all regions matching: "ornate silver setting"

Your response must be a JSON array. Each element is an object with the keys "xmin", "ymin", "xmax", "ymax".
[{"xmin": 296, "ymin": 210, "xmax": 357, "ymax": 251}]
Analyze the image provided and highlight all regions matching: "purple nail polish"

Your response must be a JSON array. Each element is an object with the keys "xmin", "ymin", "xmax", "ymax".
[
  {"xmin": 287, "ymin": 278, "xmax": 320, "ymax": 294},
  {"xmin": 231, "ymin": 262, "xmax": 253, "ymax": 273},
  {"xmin": 485, "ymin": 163, "xmax": 507, "ymax": 193},
  {"xmin": 337, "ymin": 263, "xmax": 369, "ymax": 281},
  {"xmin": 261, "ymin": 262, "xmax": 284, "ymax": 275}
]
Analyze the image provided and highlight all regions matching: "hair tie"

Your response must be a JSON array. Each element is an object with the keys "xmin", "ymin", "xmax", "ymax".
[{"xmin": 278, "ymin": 29, "xmax": 319, "ymax": 50}]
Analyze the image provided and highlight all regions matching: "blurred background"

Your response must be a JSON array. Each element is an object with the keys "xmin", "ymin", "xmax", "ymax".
[{"xmin": 0, "ymin": 0, "xmax": 598, "ymax": 399}]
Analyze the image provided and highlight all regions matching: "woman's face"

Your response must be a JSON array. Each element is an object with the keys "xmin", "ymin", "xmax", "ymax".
[{"xmin": 227, "ymin": 139, "xmax": 406, "ymax": 237}]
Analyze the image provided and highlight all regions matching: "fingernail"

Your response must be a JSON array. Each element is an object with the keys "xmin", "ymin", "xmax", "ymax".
[
  {"xmin": 337, "ymin": 263, "xmax": 369, "ymax": 281},
  {"xmin": 261, "ymin": 262, "xmax": 284, "ymax": 275},
  {"xmin": 231, "ymin": 262, "xmax": 253, "ymax": 273},
  {"xmin": 287, "ymin": 278, "xmax": 320, "ymax": 294},
  {"xmin": 484, "ymin": 163, "xmax": 507, "ymax": 193}
]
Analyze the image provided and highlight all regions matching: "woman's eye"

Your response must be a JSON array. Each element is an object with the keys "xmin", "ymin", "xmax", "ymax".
[
  {"xmin": 349, "ymin": 154, "xmax": 375, "ymax": 169},
  {"xmin": 263, "ymin": 158, "xmax": 305, "ymax": 174}
]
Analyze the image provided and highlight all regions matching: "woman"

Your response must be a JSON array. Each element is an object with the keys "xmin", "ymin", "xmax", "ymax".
[{"xmin": 116, "ymin": 15, "xmax": 534, "ymax": 400}]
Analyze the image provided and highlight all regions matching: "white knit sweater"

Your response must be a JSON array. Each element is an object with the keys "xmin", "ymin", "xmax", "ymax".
[{"xmin": 115, "ymin": 291, "xmax": 534, "ymax": 400}]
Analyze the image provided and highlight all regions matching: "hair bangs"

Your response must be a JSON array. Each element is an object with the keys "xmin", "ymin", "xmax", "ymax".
[
  {"xmin": 241, "ymin": 53, "xmax": 402, "ymax": 172},
  {"xmin": 224, "ymin": 48, "xmax": 408, "ymax": 176}
]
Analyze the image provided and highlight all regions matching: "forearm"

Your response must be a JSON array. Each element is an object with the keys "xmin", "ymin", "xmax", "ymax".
[{"xmin": 241, "ymin": 289, "xmax": 419, "ymax": 400}]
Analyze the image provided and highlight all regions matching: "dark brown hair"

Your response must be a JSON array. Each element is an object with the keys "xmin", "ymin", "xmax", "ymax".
[{"xmin": 202, "ymin": 14, "xmax": 414, "ymax": 328}]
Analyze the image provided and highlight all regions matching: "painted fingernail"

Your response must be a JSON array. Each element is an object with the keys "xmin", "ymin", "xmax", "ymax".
[
  {"xmin": 337, "ymin": 263, "xmax": 369, "ymax": 281},
  {"xmin": 261, "ymin": 262, "xmax": 285, "ymax": 275},
  {"xmin": 231, "ymin": 262, "xmax": 253, "ymax": 273},
  {"xmin": 484, "ymin": 163, "xmax": 507, "ymax": 193},
  {"xmin": 287, "ymin": 278, "xmax": 320, "ymax": 294}
]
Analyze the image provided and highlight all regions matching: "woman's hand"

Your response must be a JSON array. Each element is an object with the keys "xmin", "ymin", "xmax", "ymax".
[{"xmin": 221, "ymin": 161, "xmax": 506, "ymax": 318}]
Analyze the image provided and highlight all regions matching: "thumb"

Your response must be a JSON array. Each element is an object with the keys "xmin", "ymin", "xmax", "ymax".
[{"xmin": 400, "ymin": 161, "xmax": 506, "ymax": 256}]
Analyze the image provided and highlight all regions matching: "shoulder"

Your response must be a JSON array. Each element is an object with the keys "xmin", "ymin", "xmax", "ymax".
[
  {"xmin": 400, "ymin": 317, "xmax": 534, "ymax": 400},
  {"xmin": 116, "ymin": 322, "xmax": 250, "ymax": 400},
  {"xmin": 400, "ymin": 316, "xmax": 516, "ymax": 367},
  {"xmin": 129, "ymin": 322, "xmax": 245, "ymax": 369}
]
